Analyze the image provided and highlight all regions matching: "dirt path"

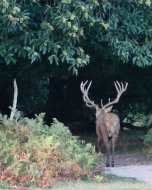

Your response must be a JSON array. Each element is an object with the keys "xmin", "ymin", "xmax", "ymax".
[
  {"xmin": 105, "ymin": 165, "xmax": 152, "ymax": 184},
  {"xmin": 103, "ymin": 153, "xmax": 152, "ymax": 184}
]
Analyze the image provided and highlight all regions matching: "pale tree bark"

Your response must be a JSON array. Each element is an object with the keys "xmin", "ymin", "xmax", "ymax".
[{"xmin": 10, "ymin": 79, "xmax": 18, "ymax": 120}]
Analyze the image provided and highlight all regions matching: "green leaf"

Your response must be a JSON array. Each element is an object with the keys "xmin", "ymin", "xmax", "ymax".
[
  {"xmin": 4, "ymin": 54, "xmax": 16, "ymax": 65},
  {"xmin": 48, "ymin": 55, "xmax": 59, "ymax": 65}
]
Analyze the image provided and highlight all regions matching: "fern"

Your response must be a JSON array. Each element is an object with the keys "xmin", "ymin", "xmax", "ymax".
[{"xmin": 0, "ymin": 112, "xmax": 100, "ymax": 187}]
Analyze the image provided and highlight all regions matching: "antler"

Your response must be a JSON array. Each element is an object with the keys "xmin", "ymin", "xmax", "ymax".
[
  {"xmin": 102, "ymin": 81, "xmax": 128, "ymax": 110},
  {"xmin": 80, "ymin": 81, "xmax": 97, "ymax": 108}
]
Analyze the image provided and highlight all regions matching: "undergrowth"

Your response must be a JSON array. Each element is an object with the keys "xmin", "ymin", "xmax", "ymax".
[
  {"xmin": 0, "ymin": 112, "xmax": 100, "ymax": 188},
  {"xmin": 143, "ymin": 129, "xmax": 152, "ymax": 154}
]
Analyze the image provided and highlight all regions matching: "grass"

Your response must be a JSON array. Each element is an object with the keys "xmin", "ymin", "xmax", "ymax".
[
  {"xmin": 117, "ymin": 129, "xmax": 145, "ymax": 153},
  {"xmin": 105, "ymin": 173, "xmax": 138, "ymax": 182},
  {"xmin": 51, "ymin": 181, "xmax": 152, "ymax": 190},
  {"xmin": 1, "ymin": 181, "xmax": 152, "ymax": 190},
  {"xmin": 0, "ymin": 182, "xmax": 10, "ymax": 189}
]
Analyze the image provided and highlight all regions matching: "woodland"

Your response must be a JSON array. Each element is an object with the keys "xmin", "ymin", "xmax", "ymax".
[
  {"xmin": 0, "ymin": 0, "xmax": 152, "ymax": 188},
  {"xmin": 0, "ymin": 0, "xmax": 152, "ymax": 125}
]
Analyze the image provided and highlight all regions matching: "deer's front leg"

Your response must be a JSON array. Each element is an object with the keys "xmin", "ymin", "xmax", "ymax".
[
  {"xmin": 97, "ymin": 138, "xmax": 102, "ymax": 153},
  {"xmin": 111, "ymin": 134, "xmax": 119, "ymax": 167},
  {"xmin": 111, "ymin": 140, "xmax": 115, "ymax": 167},
  {"xmin": 105, "ymin": 140, "xmax": 111, "ymax": 167}
]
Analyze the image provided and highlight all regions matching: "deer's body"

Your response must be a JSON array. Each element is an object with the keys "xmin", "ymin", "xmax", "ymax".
[
  {"xmin": 80, "ymin": 80, "xmax": 128, "ymax": 167},
  {"xmin": 96, "ymin": 112, "xmax": 120, "ymax": 167}
]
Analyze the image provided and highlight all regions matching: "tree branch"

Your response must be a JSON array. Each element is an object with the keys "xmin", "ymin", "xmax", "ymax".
[{"xmin": 10, "ymin": 79, "xmax": 18, "ymax": 120}]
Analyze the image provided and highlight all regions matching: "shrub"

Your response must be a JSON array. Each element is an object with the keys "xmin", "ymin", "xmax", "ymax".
[
  {"xmin": 0, "ymin": 112, "xmax": 100, "ymax": 188},
  {"xmin": 124, "ymin": 112, "xmax": 150, "ymax": 127},
  {"xmin": 143, "ymin": 129, "xmax": 152, "ymax": 154},
  {"xmin": 144, "ymin": 129, "xmax": 152, "ymax": 144},
  {"xmin": 143, "ymin": 110, "xmax": 152, "ymax": 154}
]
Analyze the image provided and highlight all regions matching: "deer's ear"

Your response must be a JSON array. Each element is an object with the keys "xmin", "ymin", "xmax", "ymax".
[{"xmin": 104, "ymin": 106, "xmax": 113, "ymax": 113}]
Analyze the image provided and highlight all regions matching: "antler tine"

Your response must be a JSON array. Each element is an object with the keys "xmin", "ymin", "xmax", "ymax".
[
  {"xmin": 124, "ymin": 82, "xmax": 128, "ymax": 91},
  {"xmin": 81, "ymin": 81, "xmax": 96, "ymax": 108},
  {"xmin": 80, "ymin": 81, "xmax": 93, "ymax": 107},
  {"xmin": 80, "ymin": 81, "xmax": 91, "ymax": 103},
  {"xmin": 100, "ymin": 99, "xmax": 103, "ymax": 107},
  {"xmin": 114, "ymin": 81, "xmax": 128, "ymax": 96},
  {"xmin": 121, "ymin": 82, "xmax": 124, "ymax": 90},
  {"xmin": 102, "ymin": 81, "xmax": 128, "ymax": 110},
  {"xmin": 115, "ymin": 81, "xmax": 121, "ymax": 91},
  {"xmin": 85, "ymin": 81, "xmax": 92, "ymax": 94},
  {"xmin": 80, "ymin": 81, "xmax": 91, "ymax": 94},
  {"xmin": 80, "ymin": 81, "xmax": 97, "ymax": 108}
]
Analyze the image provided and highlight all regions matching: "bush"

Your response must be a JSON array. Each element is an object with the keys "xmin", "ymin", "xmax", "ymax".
[
  {"xmin": 144, "ymin": 129, "xmax": 152, "ymax": 144},
  {"xmin": 143, "ymin": 128, "xmax": 152, "ymax": 154},
  {"xmin": 0, "ymin": 112, "xmax": 100, "ymax": 188},
  {"xmin": 124, "ymin": 112, "xmax": 150, "ymax": 127}
]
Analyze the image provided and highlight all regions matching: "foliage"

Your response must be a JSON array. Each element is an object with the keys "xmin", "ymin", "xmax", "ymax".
[
  {"xmin": 0, "ymin": 0, "xmax": 151, "ymax": 73},
  {"xmin": 0, "ymin": 0, "xmax": 94, "ymax": 74},
  {"xmin": 143, "ymin": 129, "xmax": 152, "ymax": 154},
  {"xmin": 137, "ymin": 0, "xmax": 152, "ymax": 6},
  {"xmin": 0, "ymin": 0, "xmax": 152, "ymax": 126},
  {"xmin": 124, "ymin": 112, "xmax": 150, "ymax": 127},
  {"xmin": 144, "ymin": 129, "xmax": 152, "ymax": 144},
  {"xmin": 51, "ymin": 181, "xmax": 152, "ymax": 190},
  {"xmin": 0, "ymin": 112, "xmax": 99, "ymax": 188},
  {"xmin": 87, "ymin": 0, "xmax": 152, "ymax": 67}
]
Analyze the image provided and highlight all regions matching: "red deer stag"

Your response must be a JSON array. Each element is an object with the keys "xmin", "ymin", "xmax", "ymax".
[{"xmin": 80, "ymin": 81, "xmax": 128, "ymax": 167}]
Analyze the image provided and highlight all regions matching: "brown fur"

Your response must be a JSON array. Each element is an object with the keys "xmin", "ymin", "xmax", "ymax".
[
  {"xmin": 96, "ymin": 109, "xmax": 120, "ymax": 167},
  {"xmin": 80, "ymin": 81, "xmax": 128, "ymax": 167}
]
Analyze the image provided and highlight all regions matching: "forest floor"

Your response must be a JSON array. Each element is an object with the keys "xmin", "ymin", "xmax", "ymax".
[
  {"xmin": 104, "ymin": 153, "xmax": 152, "ymax": 184},
  {"xmin": 81, "ymin": 128, "xmax": 152, "ymax": 185}
]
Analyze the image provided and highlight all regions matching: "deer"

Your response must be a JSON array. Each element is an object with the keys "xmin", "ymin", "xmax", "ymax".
[{"xmin": 80, "ymin": 81, "xmax": 128, "ymax": 167}]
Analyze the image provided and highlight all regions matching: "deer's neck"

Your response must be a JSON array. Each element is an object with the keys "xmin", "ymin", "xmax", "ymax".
[
  {"xmin": 96, "ymin": 112, "xmax": 107, "ymax": 120},
  {"xmin": 96, "ymin": 113, "xmax": 106, "ymax": 128}
]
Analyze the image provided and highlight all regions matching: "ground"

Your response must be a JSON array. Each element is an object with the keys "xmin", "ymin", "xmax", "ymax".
[
  {"xmin": 104, "ymin": 152, "xmax": 152, "ymax": 166},
  {"xmin": 102, "ymin": 130, "xmax": 152, "ymax": 184},
  {"xmin": 105, "ymin": 164, "xmax": 152, "ymax": 184},
  {"xmin": 82, "ymin": 128, "xmax": 152, "ymax": 185},
  {"xmin": 104, "ymin": 153, "xmax": 152, "ymax": 184}
]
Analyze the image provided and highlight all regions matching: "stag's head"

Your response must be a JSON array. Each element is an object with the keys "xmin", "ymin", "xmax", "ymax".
[{"xmin": 80, "ymin": 81, "xmax": 128, "ymax": 118}]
